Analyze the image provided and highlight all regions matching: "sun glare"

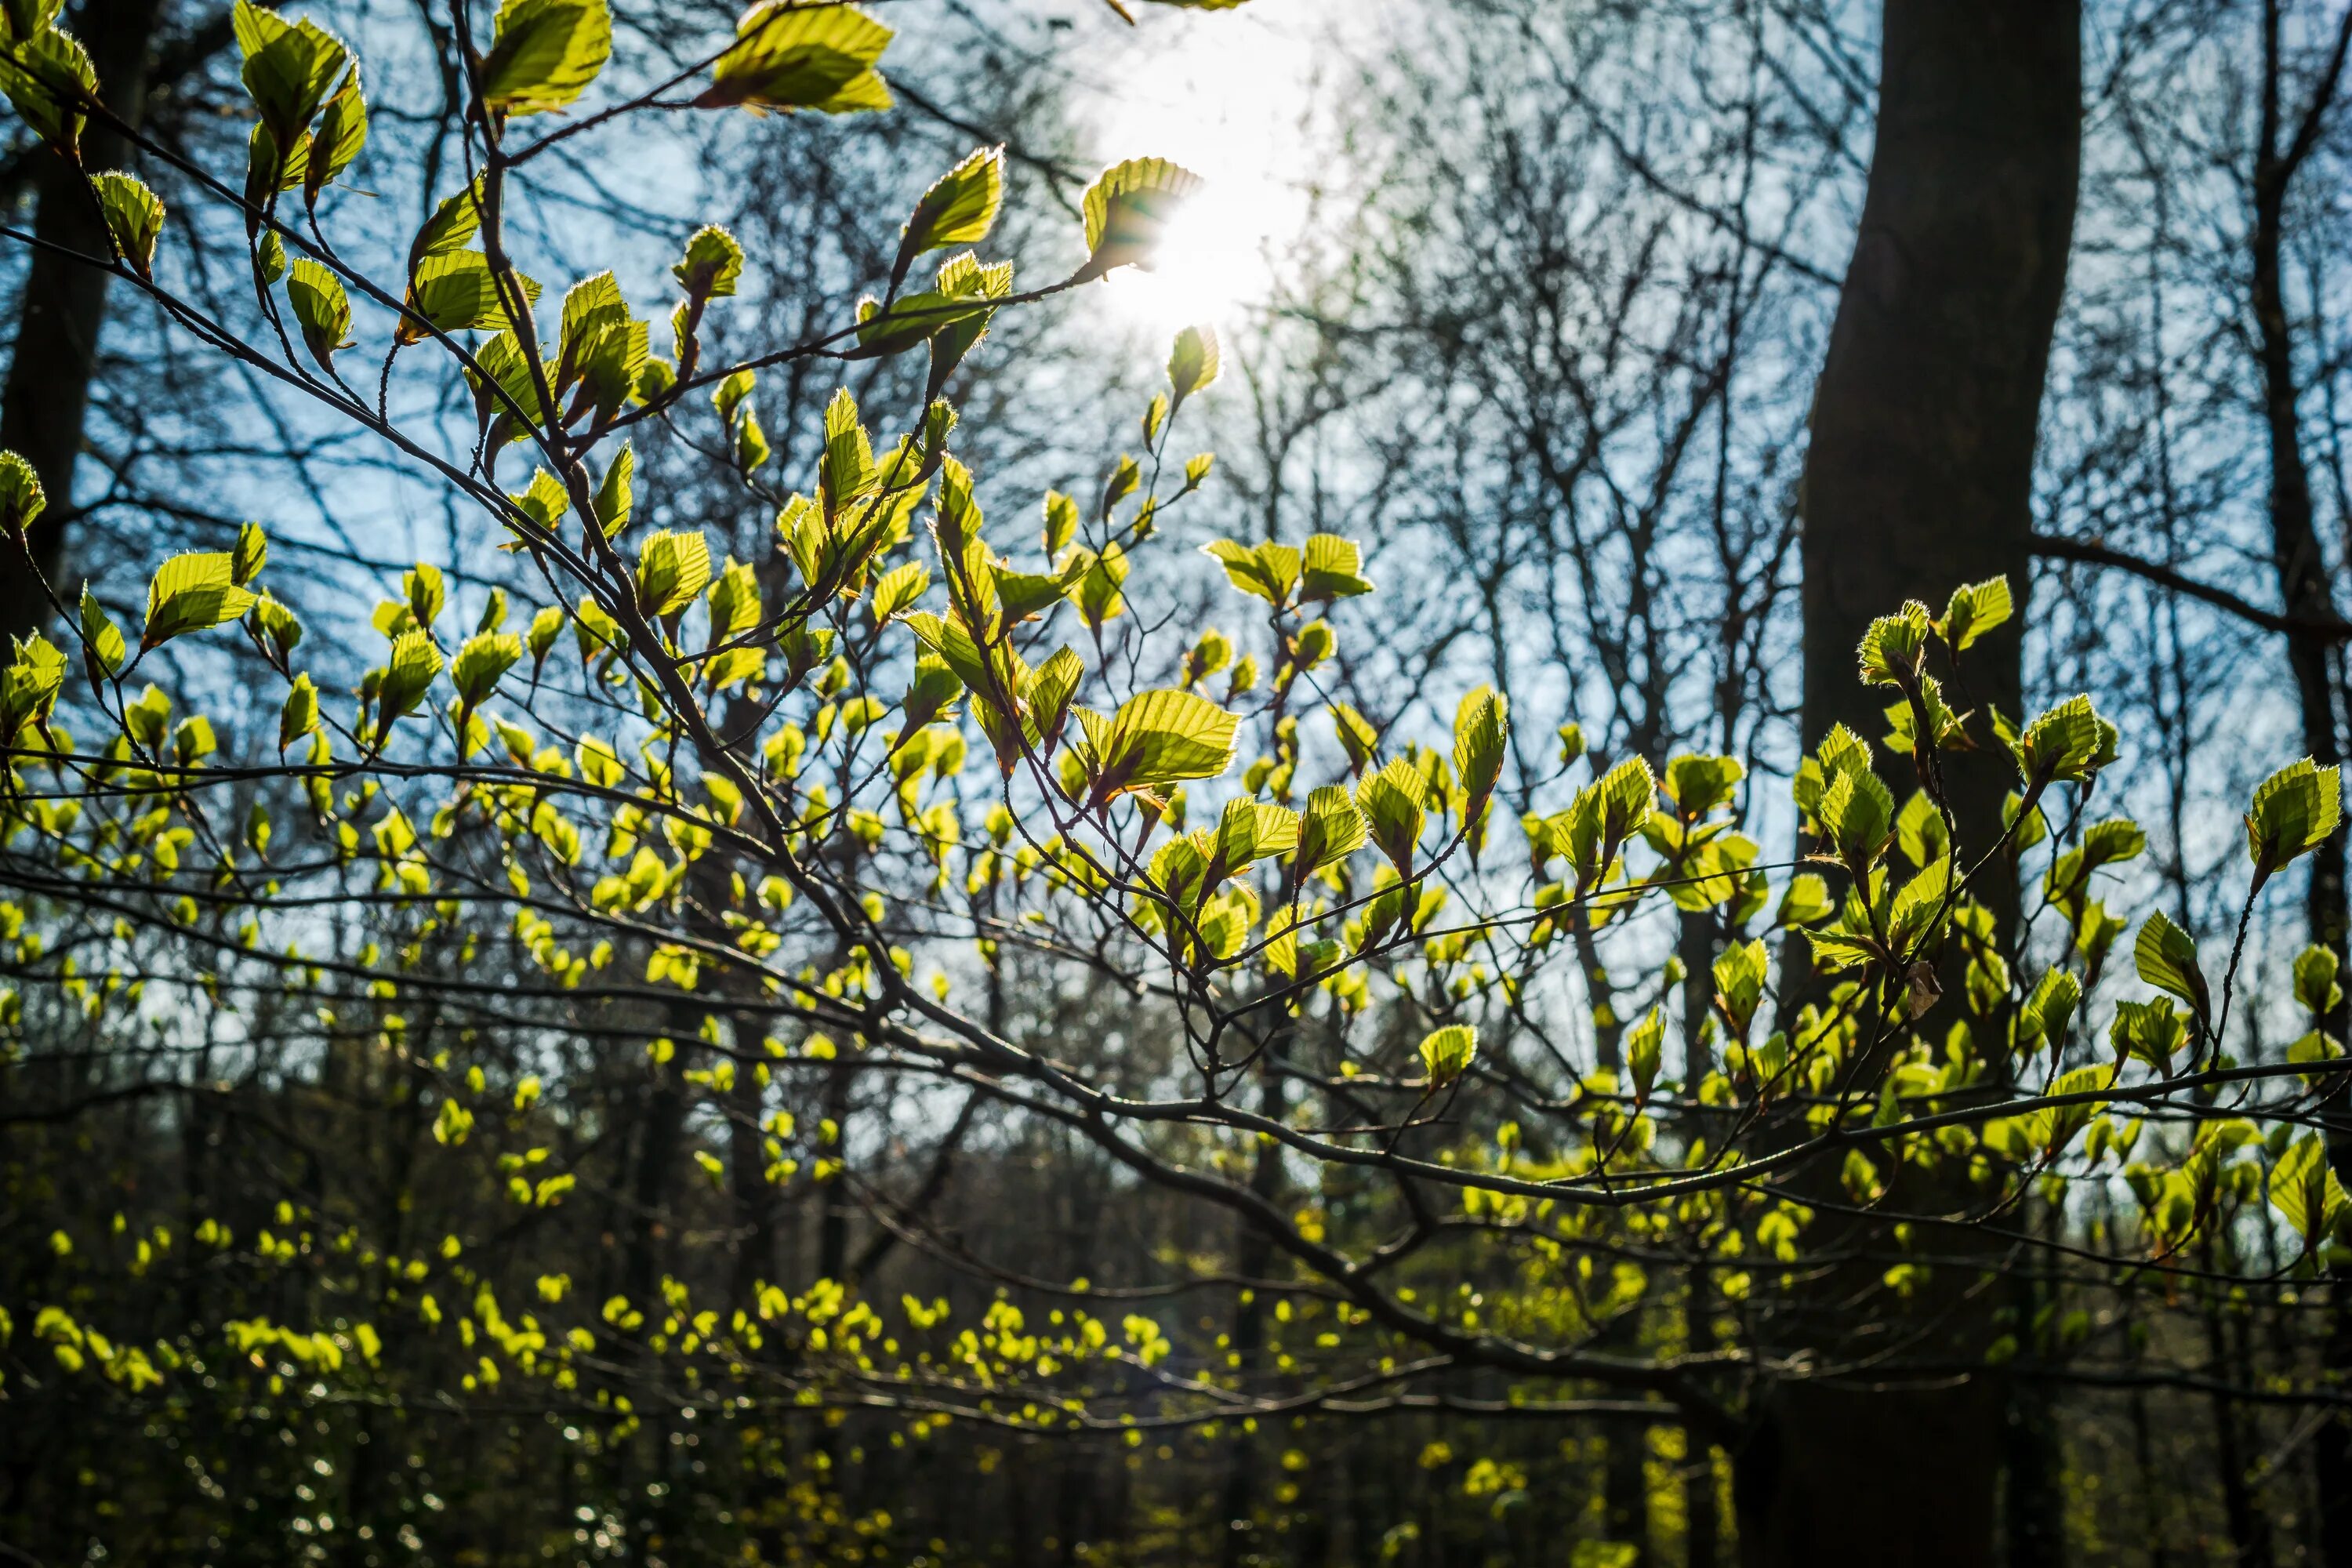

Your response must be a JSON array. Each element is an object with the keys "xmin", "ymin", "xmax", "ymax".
[{"xmin": 1081, "ymin": 8, "xmax": 1319, "ymax": 338}]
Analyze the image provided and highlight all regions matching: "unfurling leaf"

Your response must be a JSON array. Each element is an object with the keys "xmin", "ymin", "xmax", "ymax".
[
  {"xmin": 1938, "ymin": 575, "xmax": 2013, "ymax": 652},
  {"xmin": 2245, "ymin": 758, "xmax": 2341, "ymax": 890},
  {"xmin": 92, "ymin": 172, "xmax": 163, "ymax": 277},
  {"xmin": 285, "ymin": 259, "xmax": 354, "ymax": 368},
  {"xmin": 673, "ymin": 225, "xmax": 745, "ymax": 299},
  {"xmin": 1417, "ymin": 1024, "xmax": 1476, "ymax": 1087}
]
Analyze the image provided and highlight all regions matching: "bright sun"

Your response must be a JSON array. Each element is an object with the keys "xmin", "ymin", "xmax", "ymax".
[{"xmin": 1078, "ymin": 5, "xmax": 1319, "ymax": 339}]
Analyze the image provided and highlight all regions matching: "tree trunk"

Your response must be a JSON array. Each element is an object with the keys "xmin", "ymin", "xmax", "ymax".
[
  {"xmin": 0, "ymin": 0, "xmax": 169, "ymax": 641},
  {"xmin": 1766, "ymin": 2, "xmax": 2081, "ymax": 1564},
  {"xmin": 2245, "ymin": 8, "xmax": 2352, "ymax": 1560}
]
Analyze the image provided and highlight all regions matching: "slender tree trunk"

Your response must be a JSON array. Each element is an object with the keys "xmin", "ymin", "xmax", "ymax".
[
  {"xmin": 1762, "ymin": 3, "xmax": 2080, "ymax": 1564},
  {"xmin": 0, "ymin": 0, "xmax": 169, "ymax": 641}
]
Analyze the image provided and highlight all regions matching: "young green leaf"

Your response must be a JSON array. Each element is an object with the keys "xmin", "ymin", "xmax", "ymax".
[
  {"xmin": 1938, "ymin": 575, "xmax": 2013, "ymax": 652},
  {"xmin": 1299, "ymin": 534, "xmax": 1374, "ymax": 601},
  {"xmin": 77, "ymin": 584, "xmax": 124, "ymax": 677},
  {"xmin": 2132, "ymin": 910, "xmax": 2209, "ymax": 1028},
  {"xmin": 1356, "ymin": 756, "xmax": 1428, "ymax": 873},
  {"xmin": 2245, "ymin": 758, "xmax": 2342, "ymax": 890},
  {"xmin": 278, "ymin": 671, "xmax": 319, "ymax": 750},
  {"xmin": 1167, "ymin": 324, "xmax": 1220, "ymax": 408},
  {"xmin": 697, "ymin": 1, "xmax": 893, "ymax": 114},
  {"xmin": 230, "ymin": 521, "xmax": 267, "ymax": 586},
  {"xmin": 480, "ymin": 0, "xmax": 612, "ymax": 116},
  {"xmin": 635, "ymin": 529, "xmax": 713, "ymax": 619},
  {"xmin": 285, "ymin": 259, "xmax": 354, "ymax": 368},
  {"xmin": 1075, "ymin": 157, "xmax": 1203, "ymax": 281},
  {"xmin": 376, "ymin": 629, "xmax": 443, "ymax": 728},
  {"xmin": 92, "ymin": 172, "xmax": 163, "ymax": 278},
  {"xmin": 452, "ymin": 630, "xmax": 523, "ymax": 708},
  {"xmin": 143, "ymin": 552, "xmax": 258, "ymax": 649},
  {"xmin": 0, "ymin": 450, "xmax": 47, "ymax": 535},
  {"xmin": 303, "ymin": 67, "xmax": 366, "ymax": 206},
  {"xmin": 1417, "ymin": 1024, "xmax": 1476, "ymax": 1087},
  {"xmin": 0, "ymin": 26, "xmax": 97, "ymax": 155},
  {"xmin": 232, "ymin": 1, "xmax": 349, "ymax": 152},
  {"xmin": 895, "ymin": 145, "xmax": 1004, "ymax": 283},
  {"xmin": 672, "ymin": 225, "xmax": 745, "ymax": 299}
]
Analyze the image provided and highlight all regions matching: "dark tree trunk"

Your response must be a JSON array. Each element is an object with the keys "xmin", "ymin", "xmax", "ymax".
[
  {"xmin": 2244, "ymin": 9, "xmax": 2352, "ymax": 1562},
  {"xmin": 0, "ymin": 0, "xmax": 169, "ymax": 641},
  {"xmin": 1766, "ymin": 2, "xmax": 2081, "ymax": 1565}
]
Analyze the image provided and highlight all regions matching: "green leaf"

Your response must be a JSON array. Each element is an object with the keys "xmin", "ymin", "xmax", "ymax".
[
  {"xmin": 1020, "ymin": 646, "xmax": 1083, "ymax": 746},
  {"xmin": 452, "ymin": 630, "xmax": 522, "ymax": 707},
  {"xmin": 0, "ymin": 25, "xmax": 96, "ymax": 154},
  {"xmin": 2111, "ymin": 996, "xmax": 2186, "ymax": 1075},
  {"xmin": 1202, "ymin": 538, "xmax": 1300, "ymax": 606},
  {"xmin": 1417, "ymin": 1023, "xmax": 1476, "ymax": 1087},
  {"xmin": 636, "ymin": 529, "xmax": 713, "ymax": 619},
  {"xmin": 1299, "ymin": 533, "xmax": 1374, "ymax": 601},
  {"xmin": 593, "ymin": 445, "xmax": 633, "ymax": 536},
  {"xmin": 2132, "ymin": 909, "xmax": 2209, "ymax": 1027},
  {"xmin": 1817, "ymin": 764, "xmax": 1893, "ymax": 871},
  {"xmin": 1938, "ymin": 575, "xmax": 2013, "ymax": 652},
  {"xmin": 1294, "ymin": 782, "xmax": 1367, "ymax": 883},
  {"xmin": 481, "ymin": 0, "xmax": 611, "ymax": 116},
  {"xmin": 143, "ymin": 552, "xmax": 257, "ymax": 649},
  {"xmin": 2269, "ymin": 1133, "xmax": 2349, "ymax": 1250},
  {"xmin": 2011, "ymin": 694, "xmax": 2118, "ymax": 788},
  {"xmin": 232, "ymin": 1, "xmax": 348, "ymax": 152},
  {"xmin": 1356, "ymin": 756, "xmax": 1427, "ymax": 873},
  {"xmin": 1625, "ymin": 1006, "xmax": 1664, "ymax": 1098},
  {"xmin": 376, "ymin": 629, "xmax": 443, "ymax": 728},
  {"xmin": 285, "ymin": 258, "xmax": 354, "ymax": 368},
  {"xmin": 896, "ymin": 145, "xmax": 1004, "ymax": 281},
  {"xmin": 91, "ymin": 171, "xmax": 163, "ymax": 278},
  {"xmin": 2294, "ymin": 944, "xmax": 2342, "ymax": 1018},
  {"xmin": 672, "ymin": 225, "xmax": 744, "ymax": 299},
  {"xmin": 1712, "ymin": 938, "xmax": 1768, "ymax": 1039},
  {"xmin": 252, "ymin": 594, "xmax": 303, "ymax": 660},
  {"xmin": 401, "ymin": 250, "xmax": 539, "ymax": 343},
  {"xmin": 303, "ymin": 67, "xmax": 366, "ymax": 206},
  {"xmin": 1856, "ymin": 601, "xmax": 1929, "ymax": 688},
  {"xmin": 0, "ymin": 449, "xmax": 47, "ymax": 535},
  {"xmin": 278, "ymin": 672, "xmax": 319, "ymax": 750},
  {"xmin": 1775, "ymin": 872, "xmax": 1833, "ymax": 927},
  {"xmin": 0, "ymin": 633, "xmax": 65, "ymax": 742},
  {"xmin": 1085, "ymin": 688, "xmax": 1238, "ymax": 802},
  {"xmin": 1167, "ymin": 324, "xmax": 1220, "ymax": 408},
  {"xmin": 230, "ymin": 521, "xmax": 267, "ymax": 586},
  {"xmin": 408, "ymin": 176, "xmax": 485, "ymax": 274},
  {"xmin": 1451, "ymin": 686, "xmax": 1508, "ymax": 813},
  {"xmin": 76, "ymin": 583, "xmax": 123, "ymax": 677},
  {"xmin": 1042, "ymin": 490, "xmax": 1079, "ymax": 556},
  {"xmin": 1076, "ymin": 157, "xmax": 1203, "ymax": 281},
  {"xmin": 698, "ymin": 1, "xmax": 894, "ymax": 114},
  {"xmin": 1073, "ymin": 543, "xmax": 1130, "ymax": 630},
  {"xmin": 2245, "ymin": 758, "xmax": 2342, "ymax": 888},
  {"xmin": 2019, "ymin": 968, "xmax": 2081, "ymax": 1053},
  {"xmin": 1663, "ymin": 753, "xmax": 1744, "ymax": 818}
]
